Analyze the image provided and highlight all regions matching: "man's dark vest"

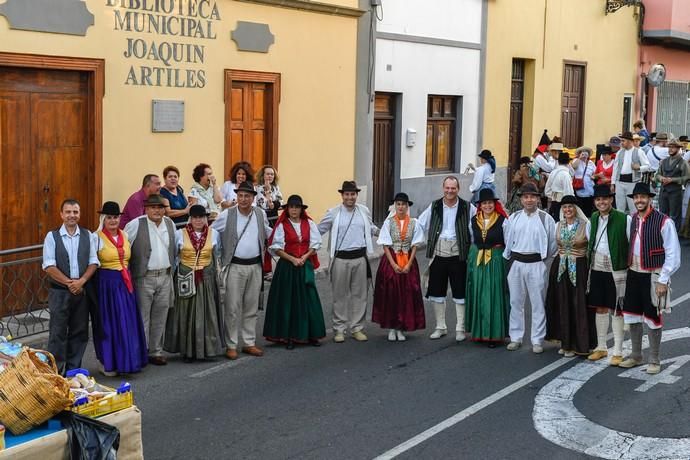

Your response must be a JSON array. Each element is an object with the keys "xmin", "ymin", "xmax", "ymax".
[
  {"xmin": 660, "ymin": 155, "xmax": 684, "ymax": 192},
  {"xmin": 129, "ymin": 216, "xmax": 176, "ymax": 279},
  {"xmin": 588, "ymin": 209, "xmax": 628, "ymax": 271},
  {"xmin": 425, "ymin": 198, "xmax": 470, "ymax": 260},
  {"xmin": 629, "ymin": 208, "xmax": 666, "ymax": 270},
  {"xmin": 52, "ymin": 227, "xmax": 90, "ymax": 278}
]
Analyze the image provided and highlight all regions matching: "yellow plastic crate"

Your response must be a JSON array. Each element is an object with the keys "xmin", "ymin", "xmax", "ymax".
[{"xmin": 71, "ymin": 386, "xmax": 134, "ymax": 418}]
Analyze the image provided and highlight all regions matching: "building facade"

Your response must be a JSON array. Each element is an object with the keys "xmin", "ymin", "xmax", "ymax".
[
  {"xmin": 355, "ymin": 0, "xmax": 486, "ymax": 221},
  {"xmin": 482, "ymin": 0, "xmax": 640, "ymax": 194},
  {"xmin": 639, "ymin": 0, "xmax": 690, "ymax": 137}
]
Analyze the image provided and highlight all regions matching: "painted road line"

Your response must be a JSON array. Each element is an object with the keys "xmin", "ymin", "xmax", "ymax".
[
  {"xmin": 373, "ymin": 358, "xmax": 572, "ymax": 460},
  {"xmin": 189, "ymin": 357, "xmax": 249, "ymax": 378},
  {"xmin": 533, "ymin": 327, "xmax": 690, "ymax": 459}
]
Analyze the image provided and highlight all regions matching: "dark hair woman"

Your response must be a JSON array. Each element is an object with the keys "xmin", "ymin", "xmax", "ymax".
[
  {"xmin": 160, "ymin": 165, "xmax": 191, "ymax": 225},
  {"xmin": 221, "ymin": 161, "xmax": 255, "ymax": 208}
]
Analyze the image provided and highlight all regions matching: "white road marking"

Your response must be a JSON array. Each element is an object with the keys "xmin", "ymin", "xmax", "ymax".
[
  {"xmin": 373, "ymin": 294, "xmax": 690, "ymax": 459},
  {"xmin": 373, "ymin": 358, "xmax": 572, "ymax": 460},
  {"xmin": 533, "ymin": 327, "xmax": 690, "ymax": 459},
  {"xmin": 618, "ymin": 354, "xmax": 690, "ymax": 392},
  {"xmin": 189, "ymin": 358, "xmax": 249, "ymax": 378}
]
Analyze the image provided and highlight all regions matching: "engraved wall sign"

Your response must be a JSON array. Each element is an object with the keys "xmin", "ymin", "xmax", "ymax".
[
  {"xmin": 152, "ymin": 100, "xmax": 185, "ymax": 133},
  {"xmin": 0, "ymin": 0, "xmax": 94, "ymax": 36},
  {"xmin": 231, "ymin": 21, "xmax": 275, "ymax": 53}
]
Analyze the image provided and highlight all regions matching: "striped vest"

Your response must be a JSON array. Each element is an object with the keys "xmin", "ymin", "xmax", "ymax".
[
  {"xmin": 425, "ymin": 198, "xmax": 470, "ymax": 260},
  {"xmin": 629, "ymin": 208, "xmax": 666, "ymax": 270}
]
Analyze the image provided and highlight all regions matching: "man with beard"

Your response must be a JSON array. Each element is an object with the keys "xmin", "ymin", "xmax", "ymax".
[
  {"xmin": 586, "ymin": 185, "xmax": 631, "ymax": 366},
  {"xmin": 611, "ymin": 132, "xmax": 651, "ymax": 214},
  {"xmin": 619, "ymin": 183, "xmax": 680, "ymax": 375},
  {"xmin": 655, "ymin": 138, "xmax": 690, "ymax": 231}
]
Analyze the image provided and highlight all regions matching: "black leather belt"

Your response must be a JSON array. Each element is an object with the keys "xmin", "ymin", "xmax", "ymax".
[
  {"xmin": 619, "ymin": 174, "xmax": 633, "ymax": 183},
  {"xmin": 334, "ymin": 248, "xmax": 366, "ymax": 260},
  {"xmin": 231, "ymin": 256, "xmax": 262, "ymax": 265},
  {"xmin": 511, "ymin": 252, "xmax": 542, "ymax": 263}
]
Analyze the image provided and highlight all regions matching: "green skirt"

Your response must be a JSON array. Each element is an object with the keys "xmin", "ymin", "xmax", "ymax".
[
  {"xmin": 164, "ymin": 264, "xmax": 224, "ymax": 359},
  {"xmin": 465, "ymin": 245, "xmax": 510, "ymax": 343},
  {"xmin": 263, "ymin": 259, "xmax": 326, "ymax": 343}
]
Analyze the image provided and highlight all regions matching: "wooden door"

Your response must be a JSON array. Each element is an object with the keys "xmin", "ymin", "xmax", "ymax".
[
  {"xmin": 561, "ymin": 63, "xmax": 586, "ymax": 148},
  {"xmin": 372, "ymin": 93, "xmax": 395, "ymax": 225},
  {"xmin": 508, "ymin": 59, "xmax": 525, "ymax": 193},
  {"xmin": 0, "ymin": 67, "xmax": 92, "ymax": 318}
]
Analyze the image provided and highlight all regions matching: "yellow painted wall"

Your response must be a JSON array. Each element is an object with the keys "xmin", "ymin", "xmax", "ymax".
[
  {"xmin": 483, "ymin": 0, "xmax": 640, "ymax": 165},
  {"xmin": 0, "ymin": 0, "xmax": 359, "ymax": 219}
]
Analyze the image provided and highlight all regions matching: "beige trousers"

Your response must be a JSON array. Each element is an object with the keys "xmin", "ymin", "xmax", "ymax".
[
  {"xmin": 330, "ymin": 257, "xmax": 368, "ymax": 333},
  {"xmin": 223, "ymin": 264, "xmax": 262, "ymax": 349},
  {"xmin": 135, "ymin": 272, "xmax": 172, "ymax": 357}
]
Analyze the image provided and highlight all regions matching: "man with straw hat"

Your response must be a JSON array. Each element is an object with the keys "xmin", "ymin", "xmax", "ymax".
[
  {"xmin": 655, "ymin": 137, "xmax": 690, "ymax": 231},
  {"xmin": 611, "ymin": 131, "xmax": 651, "ymax": 214}
]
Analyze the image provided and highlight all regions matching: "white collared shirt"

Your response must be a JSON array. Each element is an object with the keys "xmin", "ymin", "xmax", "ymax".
[
  {"xmin": 124, "ymin": 217, "xmax": 171, "ymax": 270},
  {"xmin": 503, "ymin": 209, "xmax": 557, "ymax": 260},
  {"xmin": 417, "ymin": 198, "xmax": 477, "ymax": 240},
  {"xmin": 377, "ymin": 217, "xmax": 426, "ymax": 247},
  {"xmin": 544, "ymin": 165, "xmax": 574, "ymax": 202},
  {"xmin": 268, "ymin": 219, "xmax": 322, "ymax": 255},
  {"xmin": 593, "ymin": 213, "xmax": 631, "ymax": 257},
  {"xmin": 42, "ymin": 224, "xmax": 99, "ymax": 278}
]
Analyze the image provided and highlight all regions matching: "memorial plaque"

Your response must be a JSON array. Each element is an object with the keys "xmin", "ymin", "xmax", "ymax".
[{"xmin": 152, "ymin": 100, "xmax": 185, "ymax": 132}]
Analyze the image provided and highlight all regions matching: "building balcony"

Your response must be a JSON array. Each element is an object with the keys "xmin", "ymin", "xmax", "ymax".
[{"xmin": 642, "ymin": 0, "xmax": 690, "ymax": 48}]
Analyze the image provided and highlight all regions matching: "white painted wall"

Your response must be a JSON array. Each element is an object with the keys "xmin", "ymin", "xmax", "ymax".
[
  {"xmin": 376, "ymin": 0, "xmax": 482, "ymax": 44},
  {"xmin": 375, "ymin": 39, "xmax": 481, "ymax": 179}
]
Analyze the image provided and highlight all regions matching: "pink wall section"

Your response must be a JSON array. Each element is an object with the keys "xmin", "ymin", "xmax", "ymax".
[
  {"xmin": 643, "ymin": 0, "xmax": 690, "ymax": 35},
  {"xmin": 640, "ymin": 45, "xmax": 690, "ymax": 81}
]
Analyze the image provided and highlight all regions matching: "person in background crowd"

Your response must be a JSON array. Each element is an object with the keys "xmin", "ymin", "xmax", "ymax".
[
  {"xmin": 545, "ymin": 195, "xmax": 592, "ymax": 357},
  {"xmin": 160, "ymin": 165, "xmax": 192, "ymax": 225},
  {"xmin": 544, "ymin": 146, "xmax": 574, "ymax": 221},
  {"xmin": 372, "ymin": 192, "xmax": 426, "ymax": 342},
  {"xmin": 633, "ymin": 134, "xmax": 655, "ymax": 187},
  {"xmin": 42, "ymin": 199, "xmax": 99, "ymax": 374},
  {"xmin": 263, "ymin": 195, "xmax": 326, "ymax": 349},
  {"xmin": 608, "ymin": 136, "xmax": 622, "ymax": 158},
  {"xmin": 655, "ymin": 138, "xmax": 690, "ymax": 232},
  {"xmin": 680, "ymin": 135, "xmax": 689, "ymax": 156},
  {"xmin": 212, "ymin": 181, "xmax": 272, "ymax": 359},
  {"xmin": 318, "ymin": 181, "xmax": 378, "ymax": 343},
  {"xmin": 465, "ymin": 189, "xmax": 509, "ymax": 348},
  {"xmin": 586, "ymin": 185, "xmax": 630, "ymax": 366},
  {"xmin": 508, "ymin": 156, "xmax": 545, "ymax": 213},
  {"xmin": 165, "ymin": 205, "xmax": 223, "ymax": 362},
  {"xmin": 221, "ymin": 161, "xmax": 255, "ymax": 208},
  {"xmin": 189, "ymin": 163, "xmax": 224, "ymax": 220},
  {"xmin": 611, "ymin": 131, "xmax": 651, "ymax": 214},
  {"xmin": 92, "ymin": 201, "xmax": 147, "ymax": 376},
  {"xmin": 592, "ymin": 146, "xmax": 614, "ymax": 187},
  {"xmin": 503, "ymin": 183, "xmax": 557, "ymax": 353},
  {"xmin": 571, "ymin": 146, "xmax": 596, "ymax": 216},
  {"xmin": 125, "ymin": 194, "xmax": 176, "ymax": 366},
  {"xmin": 681, "ymin": 135, "xmax": 690, "ymax": 223},
  {"xmin": 632, "ymin": 119, "xmax": 650, "ymax": 147},
  {"xmin": 533, "ymin": 147, "xmax": 556, "ymax": 176},
  {"xmin": 646, "ymin": 132, "xmax": 669, "ymax": 172},
  {"xmin": 255, "ymin": 165, "xmax": 283, "ymax": 227},
  {"xmin": 120, "ymin": 174, "xmax": 162, "ymax": 228},
  {"xmin": 418, "ymin": 176, "xmax": 476, "ymax": 342},
  {"xmin": 469, "ymin": 150, "xmax": 496, "ymax": 204},
  {"xmin": 619, "ymin": 183, "xmax": 680, "ymax": 375}
]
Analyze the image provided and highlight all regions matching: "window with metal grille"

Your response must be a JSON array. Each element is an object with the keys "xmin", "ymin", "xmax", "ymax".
[{"xmin": 655, "ymin": 81, "xmax": 690, "ymax": 137}]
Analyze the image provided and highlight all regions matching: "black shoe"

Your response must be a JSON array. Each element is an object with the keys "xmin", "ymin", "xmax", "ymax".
[
  {"xmin": 488, "ymin": 343, "xmax": 497, "ymax": 349},
  {"xmin": 309, "ymin": 339, "xmax": 321, "ymax": 347},
  {"xmin": 286, "ymin": 340, "xmax": 295, "ymax": 350}
]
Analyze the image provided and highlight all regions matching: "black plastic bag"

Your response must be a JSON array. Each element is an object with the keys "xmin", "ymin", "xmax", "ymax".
[{"xmin": 58, "ymin": 411, "xmax": 120, "ymax": 460}]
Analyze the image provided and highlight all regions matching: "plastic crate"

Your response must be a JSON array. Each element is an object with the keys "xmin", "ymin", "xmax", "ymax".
[{"xmin": 71, "ymin": 382, "xmax": 133, "ymax": 418}]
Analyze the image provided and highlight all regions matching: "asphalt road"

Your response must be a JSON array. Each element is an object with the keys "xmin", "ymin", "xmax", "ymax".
[{"xmin": 77, "ymin": 245, "xmax": 690, "ymax": 459}]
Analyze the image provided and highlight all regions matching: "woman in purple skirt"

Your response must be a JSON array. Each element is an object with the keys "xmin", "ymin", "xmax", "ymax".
[
  {"xmin": 372, "ymin": 193, "xmax": 426, "ymax": 341},
  {"xmin": 92, "ymin": 201, "xmax": 148, "ymax": 376}
]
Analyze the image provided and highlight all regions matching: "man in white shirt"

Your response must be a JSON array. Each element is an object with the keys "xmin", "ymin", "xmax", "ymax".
[
  {"xmin": 417, "ymin": 176, "xmax": 476, "ymax": 341},
  {"xmin": 645, "ymin": 132, "xmax": 669, "ymax": 171},
  {"xmin": 212, "ymin": 181, "xmax": 272, "ymax": 359},
  {"xmin": 611, "ymin": 131, "xmax": 651, "ymax": 214},
  {"xmin": 503, "ymin": 183, "xmax": 557, "ymax": 353},
  {"xmin": 544, "ymin": 146, "xmax": 574, "ymax": 221},
  {"xmin": 125, "ymin": 194, "xmax": 176, "ymax": 365},
  {"xmin": 42, "ymin": 199, "xmax": 99, "ymax": 374},
  {"xmin": 318, "ymin": 181, "xmax": 378, "ymax": 343},
  {"xmin": 619, "ymin": 183, "xmax": 681, "ymax": 375}
]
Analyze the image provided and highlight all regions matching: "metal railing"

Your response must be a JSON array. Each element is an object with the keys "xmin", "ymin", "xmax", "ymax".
[{"xmin": 0, "ymin": 245, "xmax": 51, "ymax": 339}]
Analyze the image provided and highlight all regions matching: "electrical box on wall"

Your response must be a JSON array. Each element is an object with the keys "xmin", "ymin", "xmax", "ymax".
[{"xmin": 406, "ymin": 128, "xmax": 417, "ymax": 147}]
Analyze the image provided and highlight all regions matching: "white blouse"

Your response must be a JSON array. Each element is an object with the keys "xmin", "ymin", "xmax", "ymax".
[
  {"xmin": 269, "ymin": 219, "xmax": 322, "ymax": 256},
  {"xmin": 377, "ymin": 217, "xmax": 426, "ymax": 247}
]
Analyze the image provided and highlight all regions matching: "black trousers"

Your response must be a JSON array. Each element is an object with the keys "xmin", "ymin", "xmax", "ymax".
[
  {"xmin": 658, "ymin": 187, "xmax": 683, "ymax": 232},
  {"xmin": 47, "ymin": 288, "xmax": 90, "ymax": 375}
]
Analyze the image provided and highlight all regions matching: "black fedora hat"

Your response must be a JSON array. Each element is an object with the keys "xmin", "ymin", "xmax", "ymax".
[
  {"xmin": 477, "ymin": 188, "xmax": 499, "ymax": 203},
  {"xmin": 234, "ymin": 181, "xmax": 258, "ymax": 195},
  {"xmin": 619, "ymin": 131, "xmax": 634, "ymax": 141},
  {"xmin": 390, "ymin": 192, "xmax": 413, "ymax": 206},
  {"xmin": 627, "ymin": 182, "xmax": 656, "ymax": 198},
  {"xmin": 557, "ymin": 151, "xmax": 571, "ymax": 163},
  {"xmin": 517, "ymin": 183, "xmax": 540, "ymax": 196},
  {"xmin": 519, "ymin": 156, "xmax": 532, "ymax": 165},
  {"xmin": 98, "ymin": 201, "xmax": 122, "ymax": 215},
  {"xmin": 592, "ymin": 184, "xmax": 615, "ymax": 198},
  {"xmin": 189, "ymin": 204, "xmax": 210, "ymax": 217},
  {"xmin": 478, "ymin": 149, "xmax": 493, "ymax": 160},
  {"xmin": 143, "ymin": 194, "xmax": 167, "ymax": 207},
  {"xmin": 280, "ymin": 194, "xmax": 308, "ymax": 209},
  {"xmin": 338, "ymin": 181, "xmax": 361, "ymax": 193},
  {"xmin": 560, "ymin": 195, "xmax": 579, "ymax": 206}
]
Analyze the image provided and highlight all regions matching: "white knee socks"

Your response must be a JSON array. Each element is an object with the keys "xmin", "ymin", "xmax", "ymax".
[
  {"xmin": 595, "ymin": 313, "xmax": 609, "ymax": 351},
  {"xmin": 612, "ymin": 315, "xmax": 625, "ymax": 357}
]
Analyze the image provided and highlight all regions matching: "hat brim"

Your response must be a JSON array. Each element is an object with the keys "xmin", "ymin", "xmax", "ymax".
[
  {"xmin": 338, "ymin": 188, "xmax": 361, "ymax": 193},
  {"xmin": 627, "ymin": 192, "xmax": 656, "ymax": 198},
  {"xmin": 97, "ymin": 210, "xmax": 123, "ymax": 215},
  {"xmin": 389, "ymin": 199, "xmax": 413, "ymax": 206},
  {"xmin": 280, "ymin": 204, "xmax": 308, "ymax": 210},
  {"xmin": 234, "ymin": 188, "xmax": 258, "ymax": 195}
]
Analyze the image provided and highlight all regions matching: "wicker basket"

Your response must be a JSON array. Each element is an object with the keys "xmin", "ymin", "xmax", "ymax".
[{"xmin": 0, "ymin": 347, "xmax": 72, "ymax": 434}]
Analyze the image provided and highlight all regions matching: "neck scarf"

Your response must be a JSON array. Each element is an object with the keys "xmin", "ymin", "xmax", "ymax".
[
  {"xmin": 475, "ymin": 210, "xmax": 499, "ymax": 266},
  {"xmin": 101, "ymin": 229, "xmax": 134, "ymax": 293},
  {"xmin": 557, "ymin": 220, "xmax": 580, "ymax": 286},
  {"xmin": 393, "ymin": 214, "xmax": 411, "ymax": 267},
  {"xmin": 186, "ymin": 224, "xmax": 208, "ymax": 285}
]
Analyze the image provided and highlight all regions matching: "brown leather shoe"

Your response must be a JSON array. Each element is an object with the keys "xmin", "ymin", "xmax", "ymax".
[
  {"xmin": 241, "ymin": 346, "xmax": 264, "ymax": 357},
  {"xmin": 148, "ymin": 356, "xmax": 167, "ymax": 366},
  {"xmin": 225, "ymin": 349, "xmax": 239, "ymax": 360}
]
